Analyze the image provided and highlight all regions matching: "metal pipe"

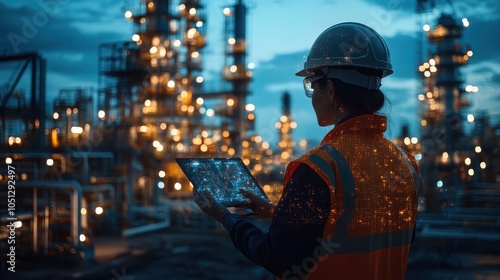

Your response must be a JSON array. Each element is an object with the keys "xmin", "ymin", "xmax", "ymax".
[{"xmin": 13, "ymin": 181, "xmax": 82, "ymax": 248}]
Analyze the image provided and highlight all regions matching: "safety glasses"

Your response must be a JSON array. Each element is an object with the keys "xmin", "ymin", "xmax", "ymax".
[{"xmin": 303, "ymin": 75, "xmax": 325, "ymax": 98}]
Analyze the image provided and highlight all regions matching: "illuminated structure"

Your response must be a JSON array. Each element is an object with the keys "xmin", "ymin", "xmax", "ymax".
[
  {"xmin": 276, "ymin": 92, "xmax": 297, "ymax": 164},
  {"xmin": 406, "ymin": 2, "xmax": 500, "ymax": 247}
]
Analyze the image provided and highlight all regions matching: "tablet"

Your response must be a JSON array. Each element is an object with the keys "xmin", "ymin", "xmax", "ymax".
[{"xmin": 176, "ymin": 158, "xmax": 269, "ymax": 207}]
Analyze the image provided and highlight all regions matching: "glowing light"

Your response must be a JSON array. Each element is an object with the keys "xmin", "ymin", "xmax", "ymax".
[
  {"xmin": 300, "ymin": 139, "xmax": 307, "ymax": 148},
  {"xmin": 263, "ymin": 185, "xmax": 271, "ymax": 193},
  {"xmin": 158, "ymin": 182, "xmax": 165, "ymax": 189},
  {"xmin": 465, "ymin": 158, "xmax": 471, "ymax": 165},
  {"xmin": 46, "ymin": 158, "xmax": 54, "ymax": 166},
  {"xmin": 423, "ymin": 24, "xmax": 430, "ymax": 31},
  {"xmin": 255, "ymin": 136, "xmax": 262, "ymax": 143},
  {"xmin": 426, "ymin": 92, "xmax": 433, "ymax": 98},
  {"xmin": 404, "ymin": 137, "xmax": 411, "ymax": 145},
  {"xmin": 170, "ymin": 129, "xmax": 179, "ymax": 136},
  {"xmin": 196, "ymin": 21, "xmax": 203, "ymax": 28},
  {"xmin": 467, "ymin": 50, "xmax": 473, "ymax": 57},
  {"xmin": 468, "ymin": 169, "xmax": 474, "ymax": 176},
  {"xmin": 245, "ymin": 104, "xmax": 255, "ymax": 111},
  {"xmin": 248, "ymin": 113, "xmax": 255, "ymax": 120},
  {"xmin": 280, "ymin": 115, "xmax": 288, "ymax": 122},
  {"xmin": 124, "ymin": 11, "xmax": 132, "ymax": 19},
  {"xmin": 173, "ymin": 40, "xmax": 181, "ymax": 47},
  {"xmin": 167, "ymin": 80, "xmax": 175, "ymax": 88},
  {"xmin": 144, "ymin": 99, "xmax": 151, "ymax": 107},
  {"xmin": 200, "ymin": 144, "xmax": 208, "ymax": 152},
  {"xmin": 13, "ymin": 221, "xmax": 22, "ymax": 228},
  {"xmin": 80, "ymin": 234, "xmax": 86, "ymax": 242},
  {"xmin": 95, "ymin": 207, "xmax": 103, "ymax": 215},
  {"xmin": 152, "ymin": 37, "xmax": 160, "ymax": 46},
  {"xmin": 174, "ymin": 183, "xmax": 182, "ymax": 190},
  {"xmin": 8, "ymin": 137, "xmax": 14, "ymax": 146},
  {"xmin": 228, "ymin": 38, "xmax": 236, "ymax": 45},
  {"xmin": 442, "ymin": 152, "xmax": 449, "ymax": 159},
  {"xmin": 176, "ymin": 143, "xmax": 184, "ymax": 151},
  {"xmin": 262, "ymin": 142, "xmax": 270, "ymax": 149},
  {"xmin": 15, "ymin": 137, "xmax": 21, "ymax": 144},
  {"xmin": 187, "ymin": 28, "xmax": 197, "ymax": 39},
  {"xmin": 230, "ymin": 65, "xmax": 237, "ymax": 73},
  {"xmin": 73, "ymin": 108, "xmax": 78, "ymax": 114},
  {"xmin": 462, "ymin": 18, "xmax": 469, "ymax": 27},
  {"xmin": 254, "ymin": 164, "xmax": 262, "ymax": 172},
  {"xmin": 189, "ymin": 8, "xmax": 196, "ymax": 15},
  {"xmin": 98, "ymin": 110, "xmax": 105, "ymax": 119},
  {"xmin": 436, "ymin": 180, "xmax": 443, "ymax": 188},
  {"xmin": 418, "ymin": 94, "xmax": 425, "ymax": 101},
  {"xmin": 227, "ymin": 99, "xmax": 235, "ymax": 107},
  {"xmin": 242, "ymin": 140, "xmax": 249, "ymax": 148},
  {"xmin": 196, "ymin": 76, "xmax": 204, "ymax": 83},
  {"xmin": 6, "ymin": 157, "xmax": 12, "ymax": 164},
  {"xmin": 281, "ymin": 152, "xmax": 290, "ymax": 160},
  {"xmin": 290, "ymin": 122, "xmax": 298, "ymax": 129},
  {"xmin": 53, "ymin": 112, "xmax": 59, "ymax": 119},
  {"xmin": 248, "ymin": 62, "xmax": 255, "ymax": 69},
  {"xmin": 158, "ymin": 171, "xmax": 166, "ymax": 178},
  {"xmin": 411, "ymin": 137, "xmax": 418, "ymax": 144},
  {"xmin": 415, "ymin": 154, "xmax": 422, "ymax": 161},
  {"xmin": 475, "ymin": 146, "xmax": 482, "ymax": 153},
  {"xmin": 430, "ymin": 66, "xmax": 437, "ymax": 73},
  {"xmin": 223, "ymin": 7, "xmax": 231, "ymax": 16},
  {"xmin": 132, "ymin": 34, "xmax": 140, "ymax": 42},
  {"xmin": 160, "ymin": 123, "xmax": 167, "ymax": 130},
  {"xmin": 465, "ymin": 85, "xmax": 479, "ymax": 92},
  {"xmin": 206, "ymin": 109, "xmax": 214, "ymax": 117},
  {"xmin": 150, "ymin": 46, "xmax": 158, "ymax": 54},
  {"xmin": 71, "ymin": 127, "xmax": 83, "ymax": 134},
  {"xmin": 429, "ymin": 59, "xmax": 436, "ymax": 66},
  {"xmin": 228, "ymin": 148, "xmax": 235, "ymax": 156},
  {"xmin": 191, "ymin": 51, "xmax": 200, "ymax": 59},
  {"xmin": 467, "ymin": 114, "xmax": 474, "ymax": 123},
  {"xmin": 81, "ymin": 208, "xmax": 87, "ymax": 215},
  {"xmin": 424, "ymin": 71, "xmax": 431, "ymax": 78},
  {"xmin": 178, "ymin": 4, "xmax": 185, "ymax": 11},
  {"xmin": 421, "ymin": 120, "xmax": 427, "ymax": 126},
  {"xmin": 480, "ymin": 162, "xmax": 486, "ymax": 169}
]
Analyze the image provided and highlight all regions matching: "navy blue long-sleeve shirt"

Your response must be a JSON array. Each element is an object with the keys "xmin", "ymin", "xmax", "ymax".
[{"xmin": 221, "ymin": 163, "xmax": 331, "ymax": 277}]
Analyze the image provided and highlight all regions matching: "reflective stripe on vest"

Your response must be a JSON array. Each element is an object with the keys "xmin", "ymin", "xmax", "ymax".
[
  {"xmin": 319, "ymin": 145, "xmax": 355, "ymax": 240},
  {"xmin": 307, "ymin": 144, "xmax": 414, "ymax": 255}
]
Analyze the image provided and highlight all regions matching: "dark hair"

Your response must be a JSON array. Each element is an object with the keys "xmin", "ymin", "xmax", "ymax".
[{"xmin": 317, "ymin": 68, "xmax": 386, "ymax": 114}]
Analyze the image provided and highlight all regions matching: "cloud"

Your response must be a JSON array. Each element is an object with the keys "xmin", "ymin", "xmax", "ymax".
[{"xmin": 0, "ymin": 1, "xmax": 129, "ymax": 99}]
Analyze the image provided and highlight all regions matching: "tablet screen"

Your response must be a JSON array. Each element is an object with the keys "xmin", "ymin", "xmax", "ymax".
[{"xmin": 176, "ymin": 158, "xmax": 269, "ymax": 207}]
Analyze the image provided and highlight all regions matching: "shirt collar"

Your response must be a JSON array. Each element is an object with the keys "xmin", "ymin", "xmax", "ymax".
[{"xmin": 321, "ymin": 114, "xmax": 387, "ymax": 144}]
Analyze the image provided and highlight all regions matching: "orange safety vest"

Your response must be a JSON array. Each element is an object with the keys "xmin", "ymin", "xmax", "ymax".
[{"xmin": 280, "ymin": 114, "xmax": 418, "ymax": 280}]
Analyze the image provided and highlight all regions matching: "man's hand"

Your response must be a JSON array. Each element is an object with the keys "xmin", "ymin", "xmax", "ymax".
[
  {"xmin": 239, "ymin": 189, "xmax": 275, "ymax": 220},
  {"xmin": 193, "ymin": 189, "xmax": 230, "ymax": 223}
]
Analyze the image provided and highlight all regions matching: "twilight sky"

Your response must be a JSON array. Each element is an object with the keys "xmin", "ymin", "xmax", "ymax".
[{"xmin": 1, "ymin": 0, "xmax": 499, "ymax": 146}]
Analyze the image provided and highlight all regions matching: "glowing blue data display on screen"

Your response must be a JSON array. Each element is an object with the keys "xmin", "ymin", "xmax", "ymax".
[{"xmin": 176, "ymin": 158, "xmax": 268, "ymax": 207}]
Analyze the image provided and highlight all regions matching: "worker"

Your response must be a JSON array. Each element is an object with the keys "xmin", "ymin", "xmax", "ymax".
[{"xmin": 193, "ymin": 22, "xmax": 419, "ymax": 280}]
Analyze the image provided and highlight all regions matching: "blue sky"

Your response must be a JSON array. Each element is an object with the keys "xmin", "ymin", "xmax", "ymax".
[{"xmin": 1, "ymin": 0, "xmax": 499, "ymax": 146}]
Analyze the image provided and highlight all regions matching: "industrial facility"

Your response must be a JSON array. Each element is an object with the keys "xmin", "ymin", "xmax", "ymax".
[
  {"xmin": 0, "ymin": 0, "xmax": 296, "ymax": 266},
  {"xmin": 0, "ymin": 0, "xmax": 499, "ymax": 278}
]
